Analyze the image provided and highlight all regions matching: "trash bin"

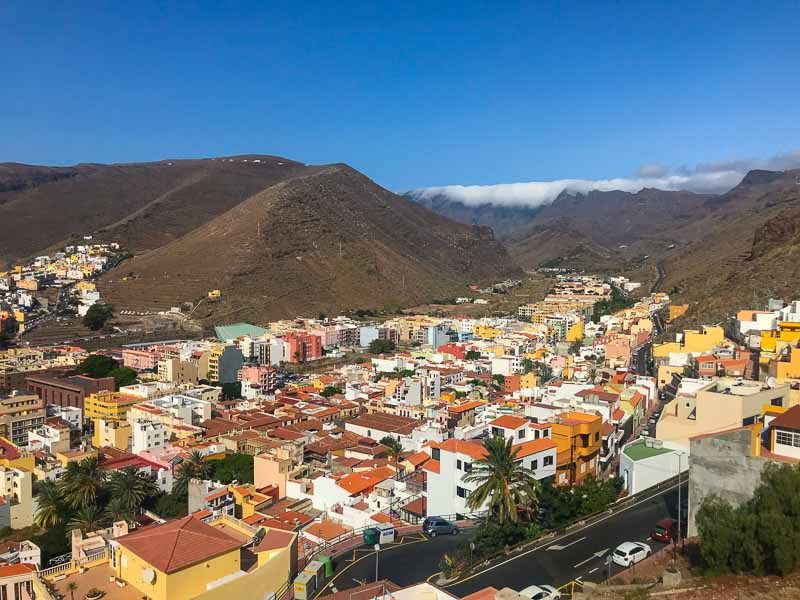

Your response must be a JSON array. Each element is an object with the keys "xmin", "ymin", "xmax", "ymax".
[
  {"xmin": 363, "ymin": 527, "xmax": 379, "ymax": 545},
  {"xmin": 294, "ymin": 571, "xmax": 316, "ymax": 600},
  {"xmin": 318, "ymin": 553, "xmax": 333, "ymax": 578},
  {"xmin": 303, "ymin": 560, "xmax": 324, "ymax": 587}
]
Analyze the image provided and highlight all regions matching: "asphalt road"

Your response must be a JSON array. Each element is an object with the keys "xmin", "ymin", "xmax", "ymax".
[
  {"xmin": 315, "ymin": 529, "xmax": 475, "ymax": 598},
  {"xmin": 448, "ymin": 481, "xmax": 684, "ymax": 596},
  {"xmin": 317, "ymin": 481, "xmax": 684, "ymax": 598}
]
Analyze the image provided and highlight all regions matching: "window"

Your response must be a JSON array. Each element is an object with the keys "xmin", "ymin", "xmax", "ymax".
[
  {"xmin": 534, "ymin": 430, "xmax": 540, "ymax": 439},
  {"xmin": 457, "ymin": 459, "xmax": 462, "ymax": 470},
  {"xmin": 776, "ymin": 430, "xmax": 800, "ymax": 448},
  {"xmin": 456, "ymin": 486, "xmax": 470, "ymax": 498},
  {"xmin": 464, "ymin": 462, "xmax": 472, "ymax": 473},
  {"xmin": 543, "ymin": 455, "xmax": 553, "ymax": 467},
  {"xmin": 518, "ymin": 428, "xmax": 526, "ymax": 439},
  {"xmin": 532, "ymin": 459, "xmax": 538, "ymax": 470},
  {"xmin": 594, "ymin": 432, "xmax": 600, "ymax": 442},
  {"xmin": 431, "ymin": 448, "xmax": 440, "ymax": 460},
  {"xmin": 543, "ymin": 429, "xmax": 549, "ymax": 438},
  {"xmin": 580, "ymin": 462, "xmax": 586, "ymax": 473}
]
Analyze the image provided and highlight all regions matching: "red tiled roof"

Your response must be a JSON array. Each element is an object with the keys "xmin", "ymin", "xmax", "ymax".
[
  {"xmin": 448, "ymin": 400, "xmax": 486, "ymax": 414},
  {"xmin": 512, "ymin": 438, "xmax": 557, "ymax": 458},
  {"xmin": 337, "ymin": 466, "xmax": 395, "ymax": 495},
  {"xmin": 116, "ymin": 515, "xmax": 241, "ymax": 573},
  {"xmin": 489, "ymin": 415, "xmax": 528, "ymax": 429},
  {"xmin": 422, "ymin": 459, "xmax": 441, "ymax": 474},
  {"xmin": 770, "ymin": 405, "xmax": 800, "ymax": 430},
  {"xmin": 431, "ymin": 439, "xmax": 488, "ymax": 460},
  {"xmin": 404, "ymin": 451, "xmax": 430, "ymax": 467},
  {"xmin": 0, "ymin": 563, "xmax": 35, "ymax": 576}
]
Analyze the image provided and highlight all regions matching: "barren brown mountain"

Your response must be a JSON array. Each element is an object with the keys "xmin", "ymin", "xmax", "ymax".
[
  {"xmin": 97, "ymin": 163, "xmax": 520, "ymax": 321},
  {"xmin": 0, "ymin": 156, "xmax": 315, "ymax": 266}
]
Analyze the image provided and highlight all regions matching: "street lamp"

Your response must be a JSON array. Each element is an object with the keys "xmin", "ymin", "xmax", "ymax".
[
  {"xmin": 374, "ymin": 544, "xmax": 380, "ymax": 582},
  {"xmin": 469, "ymin": 541, "xmax": 476, "ymax": 570}
]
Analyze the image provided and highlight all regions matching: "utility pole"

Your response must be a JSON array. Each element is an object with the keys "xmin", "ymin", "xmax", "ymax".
[
  {"xmin": 374, "ymin": 544, "xmax": 380, "ymax": 582},
  {"xmin": 676, "ymin": 452, "xmax": 683, "ymax": 553}
]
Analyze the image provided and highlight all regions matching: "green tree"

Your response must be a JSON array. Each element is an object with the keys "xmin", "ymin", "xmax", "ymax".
[
  {"xmin": 59, "ymin": 456, "xmax": 107, "ymax": 509},
  {"xmin": 522, "ymin": 358, "xmax": 535, "ymax": 374},
  {"xmin": 67, "ymin": 581, "xmax": 78, "ymax": 600},
  {"xmin": 320, "ymin": 385, "xmax": 343, "ymax": 398},
  {"xmin": 108, "ymin": 466, "xmax": 159, "ymax": 515},
  {"xmin": 380, "ymin": 436, "xmax": 404, "ymax": 468},
  {"xmin": 79, "ymin": 354, "xmax": 118, "ymax": 378},
  {"xmin": 465, "ymin": 350, "xmax": 481, "ymax": 361},
  {"xmin": 67, "ymin": 505, "xmax": 104, "ymax": 534},
  {"xmin": 463, "ymin": 436, "xmax": 540, "ymax": 524},
  {"xmin": 34, "ymin": 480, "xmax": 65, "ymax": 529},
  {"xmin": 221, "ymin": 381, "xmax": 242, "ymax": 400},
  {"xmin": 82, "ymin": 303, "xmax": 113, "ymax": 330},
  {"xmin": 368, "ymin": 338, "xmax": 396, "ymax": 354},
  {"xmin": 209, "ymin": 454, "xmax": 254, "ymax": 485},
  {"xmin": 154, "ymin": 491, "xmax": 189, "ymax": 519},
  {"xmin": 108, "ymin": 366, "xmax": 137, "ymax": 388},
  {"xmin": 104, "ymin": 496, "xmax": 134, "ymax": 525},
  {"xmin": 174, "ymin": 451, "xmax": 210, "ymax": 495},
  {"xmin": 492, "ymin": 374, "xmax": 506, "ymax": 388}
]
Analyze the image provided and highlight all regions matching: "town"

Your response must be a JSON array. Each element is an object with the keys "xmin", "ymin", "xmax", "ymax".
[{"xmin": 1, "ymin": 267, "xmax": 798, "ymax": 600}]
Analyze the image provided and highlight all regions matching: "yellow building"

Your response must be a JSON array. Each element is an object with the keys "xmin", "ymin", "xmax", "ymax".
[
  {"xmin": 92, "ymin": 418, "xmax": 132, "ymax": 450},
  {"xmin": 229, "ymin": 484, "xmax": 273, "ymax": 519},
  {"xmin": 12, "ymin": 310, "xmax": 26, "ymax": 333},
  {"xmin": 761, "ymin": 322, "xmax": 800, "ymax": 353},
  {"xmin": 768, "ymin": 345, "xmax": 800, "ymax": 383},
  {"xmin": 111, "ymin": 514, "xmax": 296, "ymax": 600},
  {"xmin": 55, "ymin": 448, "xmax": 97, "ymax": 467},
  {"xmin": 551, "ymin": 411, "xmax": 602, "ymax": 486},
  {"xmin": 565, "ymin": 320, "xmax": 585, "ymax": 343},
  {"xmin": 84, "ymin": 391, "xmax": 140, "ymax": 421},
  {"xmin": 682, "ymin": 325, "xmax": 725, "ymax": 353},
  {"xmin": 667, "ymin": 304, "xmax": 689, "ymax": 323},
  {"xmin": 473, "ymin": 325, "xmax": 502, "ymax": 340},
  {"xmin": 0, "ymin": 437, "xmax": 35, "ymax": 471}
]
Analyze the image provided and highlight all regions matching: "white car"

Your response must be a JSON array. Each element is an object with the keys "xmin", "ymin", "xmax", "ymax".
[
  {"xmin": 519, "ymin": 584, "xmax": 560, "ymax": 600},
  {"xmin": 612, "ymin": 541, "xmax": 651, "ymax": 568}
]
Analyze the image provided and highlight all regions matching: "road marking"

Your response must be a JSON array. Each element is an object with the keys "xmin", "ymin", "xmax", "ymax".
[
  {"xmin": 573, "ymin": 549, "xmax": 608, "ymax": 568},
  {"xmin": 588, "ymin": 567, "xmax": 599, "ymax": 574},
  {"xmin": 312, "ymin": 537, "xmax": 430, "ymax": 599},
  {"xmin": 546, "ymin": 536, "xmax": 586, "ymax": 551},
  {"xmin": 443, "ymin": 480, "xmax": 683, "ymax": 588}
]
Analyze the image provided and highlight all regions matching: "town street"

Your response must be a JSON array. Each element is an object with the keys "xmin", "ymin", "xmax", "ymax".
[{"xmin": 318, "ymin": 481, "xmax": 683, "ymax": 598}]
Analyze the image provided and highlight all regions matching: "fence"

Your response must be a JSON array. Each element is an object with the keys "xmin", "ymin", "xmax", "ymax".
[{"xmin": 39, "ymin": 548, "xmax": 110, "ymax": 581}]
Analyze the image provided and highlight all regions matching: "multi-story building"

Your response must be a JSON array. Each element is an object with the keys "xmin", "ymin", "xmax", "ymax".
[
  {"xmin": 132, "ymin": 420, "xmax": 167, "ymax": 454},
  {"xmin": 207, "ymin": 344, "xmax": 244, "ymax": 383},
  {"xmin": 551, "ymin": 411, "xmax": 603, "ymax": 485},
  {"xmin": 0, "ymin": 466, "xmax": 33, "ymax": 529},
  {"xmin": 238, "ymin": 365, "xmax": 278, "ymax": 393},
  {"xmin": 26, "ymin": 374, "xmax": 115, "ymax": 410},
  {"xmin": 84, "ymin": 390, "xmax": 141, "ymax": 422},
  {"xmin": 0, "ymin": 393, "xmax": 45, "ymax": 447},
  {"xmin": 282, "ymin": 333, "xmax": 323, "ymax": 363}
]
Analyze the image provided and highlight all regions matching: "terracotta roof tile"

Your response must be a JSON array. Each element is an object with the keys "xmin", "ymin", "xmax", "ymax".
[
  {"xmin": 116, "ymin": 514, "xmax": 241, "ymax": 573},
  {"xmin": 489, "ymin": 415, "xmax": 528, "ymax": 429}
]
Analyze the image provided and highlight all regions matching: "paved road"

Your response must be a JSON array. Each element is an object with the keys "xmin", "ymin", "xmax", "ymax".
[
  {"xmin": 317, "ymin": 482, "xmax": 684, "ymax": 598},
  {"xmin": 315, "ymin": 529, "xmax": 475, "ymax": 598},
  {"xmin": 447, "ymin": 482, "xmax": 684, "ymax": 596}
]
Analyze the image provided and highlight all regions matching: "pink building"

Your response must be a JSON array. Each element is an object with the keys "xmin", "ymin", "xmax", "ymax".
[
  {"xmin": 238, "ymin": 365, "xmax": 278, "ymax": 391},
  {"xmin": 283, "ymin": 332, "xmax": 323, "ymax": 363}
]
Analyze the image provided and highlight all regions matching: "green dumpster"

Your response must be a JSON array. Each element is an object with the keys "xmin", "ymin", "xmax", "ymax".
[
  {"xmin": 363, "ymin": 527, "xmax": 379, "ymax": 545},
  {"xmin": 318, "ymin": 553, "xmax": 333, "ymax": 578}
]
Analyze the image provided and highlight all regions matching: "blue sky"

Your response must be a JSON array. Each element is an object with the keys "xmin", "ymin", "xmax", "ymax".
[{"xmin": 2, "ymin": 1, "xmax": 799, "ymax": 192}]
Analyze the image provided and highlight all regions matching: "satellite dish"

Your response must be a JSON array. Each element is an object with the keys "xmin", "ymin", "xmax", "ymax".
[
  {"xmin": 766, "ymin": 377, "xmax": 778, "ymax": 389},
  {"xmin": 142, "ymin": 568, "xmax": 156, "ymax": 584}
]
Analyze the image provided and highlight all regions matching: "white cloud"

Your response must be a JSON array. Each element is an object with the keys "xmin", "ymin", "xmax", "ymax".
[{"xmin": 412, "ymin": 149, "xmax": 800, "ymax": 209}]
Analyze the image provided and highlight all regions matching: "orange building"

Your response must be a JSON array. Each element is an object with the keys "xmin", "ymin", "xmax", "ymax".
[{"xmin": 551, "ymin": 411, "xmax": 602, "ymax": 485}]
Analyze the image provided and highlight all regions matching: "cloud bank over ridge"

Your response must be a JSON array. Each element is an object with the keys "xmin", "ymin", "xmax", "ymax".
[{"xmin": 411, "ymin": 149, "xmax": 800, "ymax": 208}]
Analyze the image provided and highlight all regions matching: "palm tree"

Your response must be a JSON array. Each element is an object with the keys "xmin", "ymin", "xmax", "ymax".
[
  {"xmin": 67, "ymin": 581, "xmax": 78, "ymax": 600},
  {"xmin": 67, "ymin": 505, "xmax": 105, "ymax": 534},
  {"xmin": 463, "ymin": 436, "xmax": 540, "ymax": 524},
  {"xmin": 34, "ymin": 480, "xmax": 65, "ymax": 529},
  {"xmin": 174, "ymin": 451, "xmax": 209, "ymax": 495},
  {"xmin": 108, "ymin": 467, "xmax": 159, "ymax": 515},
  {"xmin": 380, "ymin": 436, "xmax": 404, "ymax": 471},
  {"xmin": 104, "ymin": 496, "xmax": 133, "ymax": 525},
  {"xmin": 60, "ymin": 456, "xmax": 107, "ymax": 509}
]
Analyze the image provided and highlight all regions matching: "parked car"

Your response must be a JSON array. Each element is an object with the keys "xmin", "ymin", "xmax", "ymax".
[
  {"xmin": 422, "ymin": 517, "xmax": 459, "ymax": 537},
  {"xmin": 519, "ymin": 584, "xmax": 560, "ymax": 600},
  {"xmin": 612, "ymin": 541, "xmax": 651, "ymax": 567},
  {"xmin": 651, "ymin": 518, "xmax": 677, "ymax": 543}
]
